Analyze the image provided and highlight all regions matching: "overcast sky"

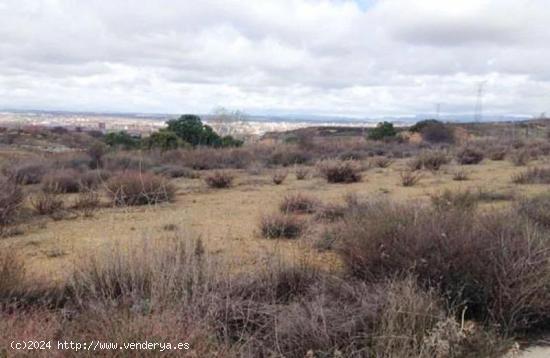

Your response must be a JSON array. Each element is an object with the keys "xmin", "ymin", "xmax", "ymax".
[{"xmin": 0, "ymin": 0, "xmax": 548, "ymax": 118}]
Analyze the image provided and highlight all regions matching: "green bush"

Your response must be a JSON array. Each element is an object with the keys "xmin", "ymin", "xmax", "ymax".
[
  {"xmin": 142, "ymin": 130, "xmax": 187, "ymax": 151},
  {"xmin": 104, "ymin": 131, "xmax": 140, "ymax": 149},
  {"xmin": 368, "ymin": 121, "xmax": 396, "ymax": 140}
]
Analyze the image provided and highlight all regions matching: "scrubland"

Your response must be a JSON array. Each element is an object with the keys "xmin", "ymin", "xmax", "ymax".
[{"xmin": 2, "ymin": 122, "xmax": 550, "ymax": 356}]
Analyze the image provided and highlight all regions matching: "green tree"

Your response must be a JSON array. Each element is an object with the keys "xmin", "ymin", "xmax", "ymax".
[
  {"xmin": 143, "ymin": 130, "xmax": 187, "ymax": 151},
  {"xmin": 166, "ymin": 114, "xmax": 220, "ymax": 146},
  {"xmin": 104, "ymin": 131, "xmax": 140, "ymax": 149},
  {"xmin": 368, "ymin": 122, "xmax": 397, "ymax": 140}
]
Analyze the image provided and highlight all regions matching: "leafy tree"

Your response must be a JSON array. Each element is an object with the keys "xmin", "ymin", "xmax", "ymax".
[
  {"xmin": 409, "ymin": 119, "xmax": 442, "ymax": 133},
  {"xmin": 368, "ymin": 122, "xmax": 397, "ymax": 140},
  {"xmin": 166, "ymin": 115, "xmax": 217, "ymax": 146},
  {"xmin": 410, "ymin": 119, "xmax": 455, "ymax": 143},
  {"xmin": 220, "ymin": 135, "xmax": 244, "ymax": 148},
  {"xmin": 142, "ymin": 130, "xmax": 187, "ymax": 151},
  {"xmin": 104, "ymin": 131, "xmax": 140, "ymax": 149}
]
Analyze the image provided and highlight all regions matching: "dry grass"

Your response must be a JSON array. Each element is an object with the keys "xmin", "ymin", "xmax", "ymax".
[
  {"xmin": 400, "ymin": 170, "xmax": 422, "ymax": 187},
  {"xmin": 512, "ymin": 167, "xmax": 550, "ymax": 184},
  {"xmin": 272, "ymin": 170, "xmax": 288, "ymax": 185},
  {"xmin": 106, "ymin": 171, "xmax": 176, "ymax": 206},
  {"xmin": 30, "ymin": 191, "xmax": 64, "ymax": 215},
  {"xmin": 279, "ymin": 193, "xmax": 319, "ymax": 214},
  {"xmin": 0, "ymin": 176, "xmax": 24, "ymax": 227}
]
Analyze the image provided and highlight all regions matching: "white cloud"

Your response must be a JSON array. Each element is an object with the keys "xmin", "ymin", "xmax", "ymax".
[{"xmin": 0, "ymin": 0, "xmax": 548, "ymax": 117}]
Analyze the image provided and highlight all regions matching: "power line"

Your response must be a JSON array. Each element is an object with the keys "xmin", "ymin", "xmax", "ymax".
[{"xmin": 474, "ymin": 81, "xmax": 487, "ymax": 122}]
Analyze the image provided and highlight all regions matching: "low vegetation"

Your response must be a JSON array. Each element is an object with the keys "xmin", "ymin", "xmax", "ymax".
[
  {"xmin": 204, "ymin": 171, "xmax": 234, "ymax": 188},
  {"xmin": 106, "ymin": 171, "xmax": 175, "ymax": 206},
  {"xmin": 260, "ymin": 213, "xmax": 304, "ymax": 239},
  {"xmin": 456, "ymin": 147, "xmax": 484, "ymax": 165},
  {"xmin": 279, "ymin": 193, "xmax": 319, "ymax": 214},
  {"xmin": 317, "ymin": 160, "xmax": 361, "ymax": 183}
]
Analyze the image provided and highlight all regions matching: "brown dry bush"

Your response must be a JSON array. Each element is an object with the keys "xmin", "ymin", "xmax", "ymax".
[
  {"xmin": 279, "ymin": 193, "xmax": 319, "ymax": 214},
  {"xmin": 260, "ymin": 213, "xmax": 304, "ymax": 239},
  {"xmin": 430, "ymin": 189, "xmax": 478, "ymax": 211},
  {"xmin": 42, "ymin": 169, "xmax": 82, "ymax": 193},
  {"xmin": 372, "ymin": 156, "xmax": 393, "ymax": 168},
  {"xmin": 106, "ymin": 171, "xmax": 175, "ymax": 206},
  {"xmin": 512, "ymin": 167, "xmax": 550, "ymax": 184},
  {"xmin": 152, "ymin": 164, "xmax": 198, "ymax": 179},
  {"xmin": 272, "ymin": 170, "xmax": 288, "ymax": 185},
  {"xmin": 400, "ymin": 170, "xmax": 422, "ymax": 187},
  {"xmin": 452, "ymin": 168, "xmax": 469, "ymax": 181},
  {"xmin": 338, "ymin": 199, "xmax": 550, "ymax": 333},
  {"xmin": 317, "ymin": 160, "xmax": 362, "ymax": 183},
  {"xmin": 516, "ymin": 193, "xmax": 550, "ymax": 228},
  {"xmin": 314, "ymin": 203, "xmax": 347, "ymax": 222},
  {"xmin": 0, "ymin": 176, "xmax": 24, "ymax": 228},
  {"xmin": 72, "ymin": 190, "xmax": 101, "ymax": 217},
  {"xmin": 488, "ymin": 146, "xmax": 508, "ymax": 161},
  {"xmin": 294, "ymin": 167, "xmax": 309, "ymax": 180},
  {"xmin": 268, "ymin": 146, "xmax": 311, "ymax": 167},
  {"xmin": 79, "ymin": 169, "xmax": 111, "ymax": 189},
  {"xmin": 103, "ymin": 152, "xmax": 154, "ymax": 172},
  {"xmin": 204, "ymin": 171, "xmax": 234, "ymax": 188},
  {"xmin": 31, "ymin": 191, "xmax": 64, "ymax": 215},
  {"xmin": 418, "ymin": 150, "xmax": 450, "ymax": 171},
  {"xmin": 509, "ymin": 149, "xmax": 530, "ymax": 166},
  {"xmin": 5, "ymin": 161, "xmax": 48, "ymax": 185},
  {"xmin": 456, "ymin": 147, "xmax": 484, "ymax": 165}
]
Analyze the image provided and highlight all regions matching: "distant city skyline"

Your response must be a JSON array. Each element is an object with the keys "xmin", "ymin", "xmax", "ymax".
[{"xmin": 1, "ymin": 0, "xmax": 549, "ymax": 118}]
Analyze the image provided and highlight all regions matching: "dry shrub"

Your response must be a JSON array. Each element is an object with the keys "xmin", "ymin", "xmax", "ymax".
[
  {"xmin": 72, "ymin": 190, "xmax": 101, "ymax": 217},
  {"xmin": 260, "ymin": 213, "xmax": 304, "ymax": 239},
  {"xmin": 512, "ymin": 167, "xmax": 550, "ymax": 184},
  {"xmin": 103, "ymin": 152, "xmax": 153, "ymax": 172},
  {"xmin": 31, "ymin": 191, "xmax": 64, "ymax": 215},
  {"xmin": 372, "ymin": 156, "xmax": 393, "ymax": 168},
  {"xmin": 152, "ymin": 165, "xmax": 198, "ymax": 179},
  {"xmin": 5, "ymin": 161, "xmax": 47, "ymax": 185},
  {"xmin": 509, "ymin": 149, "xmax": 530, "ymax": 166},
  {"xmin": 314, "ymin": 203, "xmax": 347, "ymax": 222},
  {"xmin": 430, "ymin": 189, "xmax": 478, "ymax": 211},
  {"xmin": 204, "ymin": 171, "xmax": 234, "ymax": 188},
  {"xmin": 279, "ymin": 193, "xmax": 319, "ymax": 214},
  {"xmin": 452, "ymin": 168, "xmax": 469, "ymax": 181},
  {"xmin": 79, "ymin": 169, "xmax": 111, "ymax": 189},
  {"xmin": 317, "ymin": 160, "xmax": 361, "ymax": 183},
  {"xmin": 400, "ymin": 170, "xmax": 422, "ymax": 187},
  {"xmin": 0, "ymin": 177, "xmax": 24, "ymax": 227},
  {"xmin": 42, "ymin": 169, "xmax": 81, "ymax": 193},
  {"xmin": 106, "ymin": 171, "xmax": 175, "ymax": 206},
  {"xmin": 517, "ymin": 193, "xmax": 550, "ymax": 228},
  {"xmin": 294, "ymin": 167, "xmax": 309, "ymax": 180},
  {"xmin": 488, "ymin": 146, "xmax": 508, "ymax": 161},
  {"xmin": 268, "ymin": 146, "xmax": 311, "ymax": 166},
  {"xmin": 338, "ymin": 200, "xmax": 550, "ymax": 333},
  {"xmin": 418, "ymin": 150, "xmax": 450, "ymax": 171},
  {"xmin": 272, "ymin": 170, "xmax": 288, "ymax": 185},
  {"xmin": 456, "ymin": 147, "xmax": 484, "ymax": 165}
]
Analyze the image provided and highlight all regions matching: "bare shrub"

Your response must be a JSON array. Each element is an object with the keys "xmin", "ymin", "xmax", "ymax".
[
  {"xmin": 279, "ymin": 193, "xmax": 319, "ymax": 214},
  {"xmin": 106, "ymin": 171, "xmax": 175, "ymax": 206},
  {"xmin": 452, "ymin": 168, "xmax": 469, "ymax": 181},
  {"xmin": 418, "ymin": 150, "xmax": 450, "ymax": 171},
  {"xmin": 31, "ymin": 191, "xmax": 64, "ymax": 215},
  {"xmin": 152, "ymin": 165, "xmax": 198, "ymax": 179},
  {"xmin": 338, "ymin": 200, "xmax": 550, "ymax": 333},
  {"xmin": 314, "ymin": 203, "xmax": 347, "ymax": 222},
  {"xmin": 260, "ymin": 213, "xmax": 304, "ymax": 239},
  {"xmin": 294, "ymin": 167, "xmax": 309, "ymax": 180},
  {"xmin": 372, "ymin": 156, "xmax": 393, "ymax": 168},
  {"xmin": 72, "ymin": 190, "xmax": 101, "ymax": 217},
  {"xmin": 517, "ymin": 193, "xmax": 550, "ymax": 228},
  {"xmin": 0, "ymin": 176, "xmax": 24, "ymax": 227},
  {"xmin": 317, "ymin": 160, "xmax": 361, "ymax": 183},
  {"xmin": 79, "ymin": 169, "xmax": 111, "ymax": 189},
  {"xmin": 430, "ymin": 189, "xmax": 478, "ymax": 211},
  {"xmin": 272, "ymin": 170, "xmax": 288, "ymax": 185},
  {"xmin": 456, "ymin": 147, "xmax": 484, "ymax": 165},
  {"xmin": 204, "ymin": 171, "xmax": 234, "ymax": 188},
  {"xmin": 42, "ymin": 169, "xmax": 81, "ymax": 193},
  {"xmin": 509, "ymin": 149, "xmax": 530, "ymax": 166},
  {"xmin": 268, "ymin": 146, "xmax": 311, "ymax": 166},
  {"xmin": 407, "ymin": 156, "xmax": 424, "ymax": 171},
  {"xmin": 488, "ymin": 146, "xmax": 508, "ymax": 161},
  {"xmin": 512, "ymin": 167, "xmax": 550, "ymax": 184},
  {"xmin": 5, "ymin": 162, "xmax": 47, "ymax": 185},
  {"xmin": 400, "ymin": 170, "xmax": 422, "ymax": 187}
]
